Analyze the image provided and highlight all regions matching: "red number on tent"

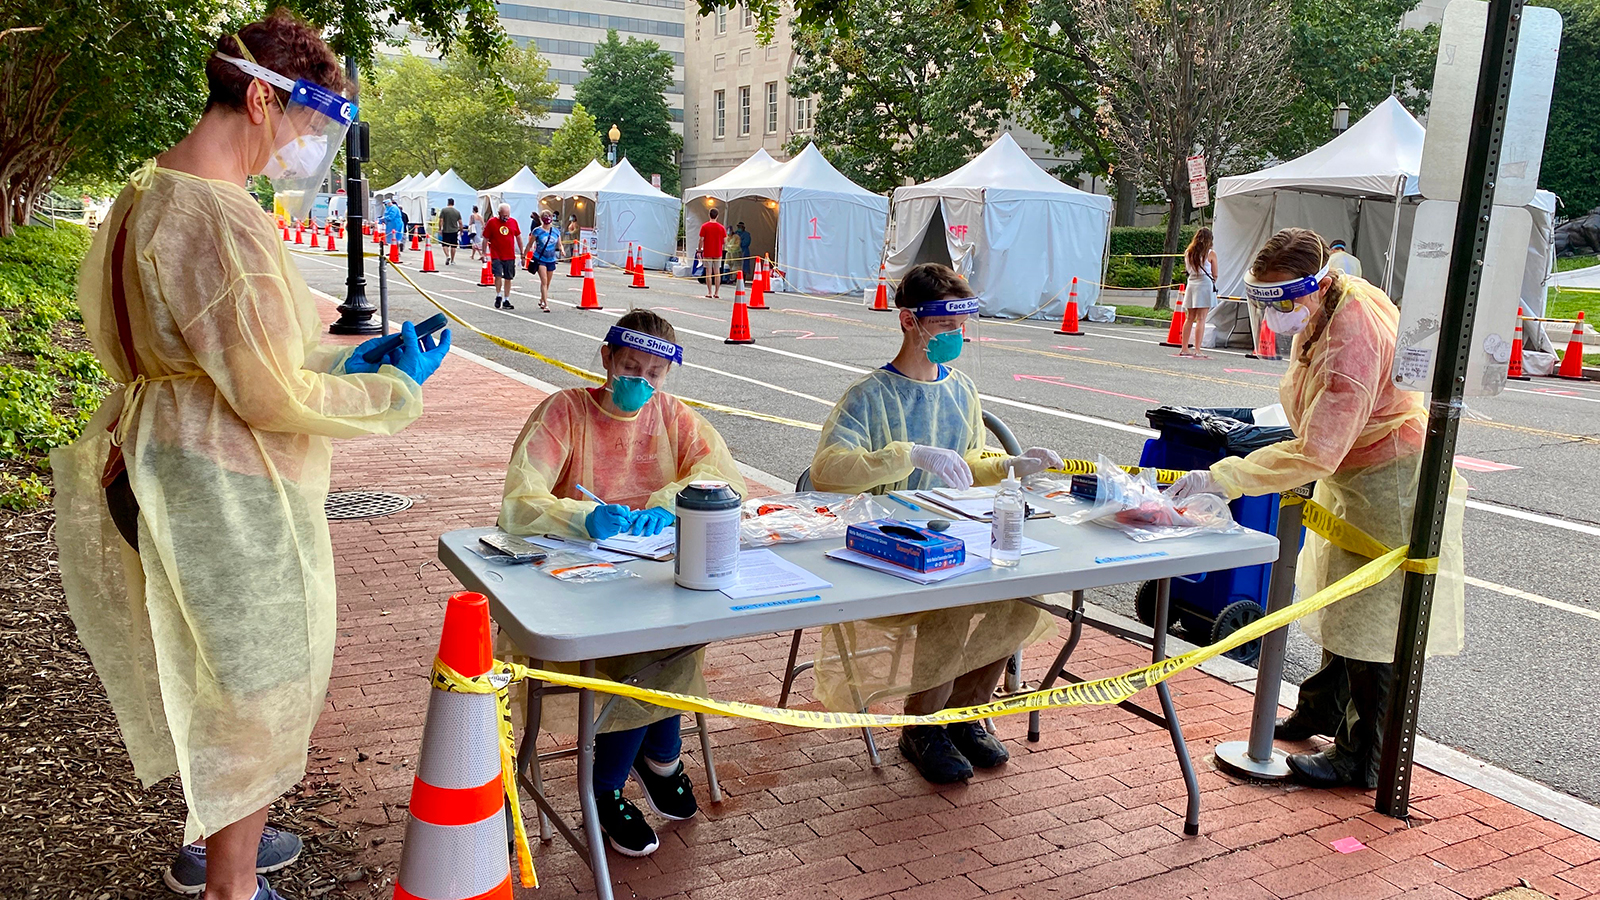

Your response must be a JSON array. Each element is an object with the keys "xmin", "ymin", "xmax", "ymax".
[{"xmin": 808, "ymin": 217, "xmax": 822, "ymax": 239}]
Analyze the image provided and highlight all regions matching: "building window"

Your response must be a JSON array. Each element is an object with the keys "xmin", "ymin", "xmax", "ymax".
[
  {"xmin": 714, "ymin": 90, "xmax": 726, "ymax": 139},
  {"xmin": 714, "ymin": 53, "xmax": 726, "ymax": 71},
  {"xmin": 794, "ymin": 96, "xmax": 813, "ymax": 132},
  {"xmin": 742, "ymin": 2, "xmax": 754, "ymax": 28},
  {"xmin": 715, "ymin": 5, "xmax": 727, "ymax": 33},
  {"xmin": 738, "ymin": 48, "xmax": 751, "ymax": 66},
  {"xmin": 738, "ymin": 86, "xmax": 751, "ymax": 136},
  {"xmin": 765, "ymin": 82, "xmax": 779, "ymax": 133}
]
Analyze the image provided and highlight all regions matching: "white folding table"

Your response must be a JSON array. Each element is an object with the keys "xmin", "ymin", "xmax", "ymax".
[{"xmin": 438, "ymin": 502, "xmax": 1277, "ymax": 899}]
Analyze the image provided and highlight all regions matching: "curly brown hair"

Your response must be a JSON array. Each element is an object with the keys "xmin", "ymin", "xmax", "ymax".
[
  {"xmin": 206, "ymin": 9, "xmax": 348, "ymax": 112},
  {"xmin": 1251, "ymin": 227, "xmax": 1344, "ymax": 363}
]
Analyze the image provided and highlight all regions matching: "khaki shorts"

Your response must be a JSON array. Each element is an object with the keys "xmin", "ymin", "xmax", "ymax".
[{"xmin": 703, "ymin": 257, "xmax": 722, "ymax": 277}]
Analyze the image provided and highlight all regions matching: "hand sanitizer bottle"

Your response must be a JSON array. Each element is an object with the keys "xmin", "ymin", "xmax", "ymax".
[{"xmin": 991, "ymin": 466, "xmax": 1024, "ymax": 567}]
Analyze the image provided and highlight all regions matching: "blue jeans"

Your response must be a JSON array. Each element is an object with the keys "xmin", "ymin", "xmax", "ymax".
[{"xmin": 593, "ymin": 716, "xmax": 682, "ymax": 793}]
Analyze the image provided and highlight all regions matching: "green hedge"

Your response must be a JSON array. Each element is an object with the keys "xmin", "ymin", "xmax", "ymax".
[
  {"xmin": 1104, "ymin": 255, "xmax": 1163, "ymax": 289},
  {"xmin": 0, "ymin": 223, "xmax": 108, "ymax": 509},
  {"xmin": 1109, "ymin": 225, "xmax": 1200, "ymax": 260}
]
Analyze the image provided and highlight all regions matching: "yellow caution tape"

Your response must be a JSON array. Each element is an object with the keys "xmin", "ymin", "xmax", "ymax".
[{"xmin": 1284, "ymin": 494, "xmax": 1439, "ymax": 575}]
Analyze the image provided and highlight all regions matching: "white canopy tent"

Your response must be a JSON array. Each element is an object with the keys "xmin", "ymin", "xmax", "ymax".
[
  {"xmin": 884, "ymin": 133, "xmax": 1113, "ymax": 319},
  {"xmin": 1213, "ymin": 97, "xmax": 1559, "ymax": 350},
  {"xmin": 400, "ymin": 168, "xmax": 477, "ymax": 231},
  {"xmin": 375, "ymin": 171, "xmax": 423, "ymax": 199},
  {"xmin": 543, "ymin": 158, "xmax": 678, "ymax": 269},
  {"xmin": 683, "ymin": 143, "xmax": 888, "ymax": 295},
  {"xmin": 481, "ymin": 166, "xmax": 549, "ymax": 226}
]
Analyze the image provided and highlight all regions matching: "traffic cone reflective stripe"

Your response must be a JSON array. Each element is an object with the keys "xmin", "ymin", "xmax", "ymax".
[
  {"xmin": 479, "ymin": 260, "xmax": 494, "ymax": 286},
  {"xmin": 1509, "ymin": 320, "xmax": 1530, "ymax": 380},
  {"xmin": 579, "ymin": 255, "xmax": 602, "ymax": 309},
  {"xmin": 1247, "ymin": 316, "xmax": 1280, "ymax": 361},
  {"xmin": 725, "ymin": 275, "xmax": 754, "ymax": 344},
  {"xmin": 1161, "ymin": 297, "xmax": 1185, "ymax": 347},
  {"xmin": 1557, "ymin": 311, "xmax": 1589, "ymax": 380},
  {"xmin": 422, "ymin": 239, "xmax": 438, "ymax": 273},
  {"xmin": 871, "ymin": 264, "xmax": 890, "ymax": 311},
  {"xmin": 1055, "ymin": 277, "xmax": 1082, "ymax": 336},
  {"xmin": 392, "ymin": 592, "xmax": 517, "ymax": 900}
]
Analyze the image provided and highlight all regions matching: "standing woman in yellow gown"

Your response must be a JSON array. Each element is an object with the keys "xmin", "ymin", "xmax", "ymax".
[{"xmin": 52, "ymin": 13, "xmax": 449, "ymax": 899}]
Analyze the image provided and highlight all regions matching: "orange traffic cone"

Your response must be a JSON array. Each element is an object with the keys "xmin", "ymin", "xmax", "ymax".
[
  {"xmin": 579, "ymin": 255, "xmax": 602, "ymax": 309},
  {"xmin": 339, "ymin": 223, "xmax": 347, "ymax": 240},
  {"xmin": 282, "ymin": 223, "xmax": 291, "ymax": 242},
  {"xmin": 1557, "ymin": 311, "xmax": 1590, "ymax": 381},
  {"xmin": 310, "ymin": 227, "xmax": 320, "ymax": 249},
  {"xmin": 362, "ymin": 222, "xmax": 371, "ymax": 236},
  {"xmin": 1247, "ymin": 315, "xmax": 1281, "ymax": 361},
  {"xmin": 725, "ymin": 275, "xmax": 755, "ymax": 344},
  {"xmin": 1508, "ymin": 320, "xmax": 1530, "ymax": 381},
  {"xmin": 389, "ymin": 240, "xmax": 401, "ymax": 265},
  {"xmin": 871, "ymin": 264, "xmax": 890, "ymax": 311},
  {"xmin": 625, "ymin": 243, "xmax": 636, "ymax": 276},
  {"xmin": 747, "ymin": 262, "xmax": 767, "ymax": 309},
  {"xmin": 1161, "ymin": 296, "xmax": 1185, "ymax": 348},
  {"xmin": 568, "ymin": 243, "xmax": 584, "ymax": 278},
  {"xmin": 1055, "ymin": 277, "xmax": 1083, "ymax": 336},
  {"xmin": 421, "ymin": 238, "xmax": 438, "ymax": 273},
  {"xmin": 374, "ymin": 227, "xmax": 384, "ymax": 246},
  {"xmin": 410, "ymin": 231, "xmax": 421, "ymax": 252},
  {"xmin": 391, "ymin": 592, "xmax": 518, "ymax": 900},
  {"xmin": 478, "ymin": 259, "xmax": 494, "ymax": 286},
  {"xmin": 294, "ymin": 226, "xmax": 304, "ymax": 245},
  {"xmin": 630, "ymin": 249, "xmax": 649, "ymax": 289},
  {"xmin": 326, "ymin": 228, "xmax": 337, "ymax": 253},
  {"xmin": 761, "ymin": 254, "xmax": 774, "ymax": 292}
]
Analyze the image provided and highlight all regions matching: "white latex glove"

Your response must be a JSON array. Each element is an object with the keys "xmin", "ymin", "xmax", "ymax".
[
  {"xmin": 1003, "ymin": 447, "xmax": 1064, "ymax": 478},
  {"xmin": 909, "ymin": 444, "xmax": 974, "ymax": 490},
  {"xmin": 1167, "ymin": 469, "xmax": 1224, "ymax": 503}
]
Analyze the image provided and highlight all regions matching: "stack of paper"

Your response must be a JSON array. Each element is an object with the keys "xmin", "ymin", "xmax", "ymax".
[
  {"xmin": 825, "ymin": 547, "xmax": 992, "ymax": 584},
  {"xmin": 720, "ymin": 549, "xmax": 832, "ymax": 600}
]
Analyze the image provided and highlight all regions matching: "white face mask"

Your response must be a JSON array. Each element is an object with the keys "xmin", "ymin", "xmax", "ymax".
[
  {"xmin": 1263, "ymin": 305, "xmax": 1311, "ymax": 336},
  {"xmin": 263, "ymin": 133, "xmax": 329, "ymax": 180}
]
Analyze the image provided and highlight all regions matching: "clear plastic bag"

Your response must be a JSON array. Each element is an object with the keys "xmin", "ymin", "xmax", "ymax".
[
  {"xmin": 739, "ymin": 491, "xmax": 892, "ymax": 547},
  {"xmin": 535, "ymin": 549, "xmax": 640, "ymax": 583},
  {"xmin": 1063, "ymin": 455, "xmax": 1243, "ymax": 543}
]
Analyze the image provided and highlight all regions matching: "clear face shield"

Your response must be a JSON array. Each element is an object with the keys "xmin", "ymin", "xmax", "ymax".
[
  {"xmin": 592, "ymin": 326, "xmax": 684, "ymax": 423},
  {"xmin": 217, "ymin": 54, "xmax": 353, "ymax": 224},
  {"xmin": 1244, "ymin": 264, "xmax": 1329, "ymax": 336},
  {"xmin": 908, "ymin": 294, "xmax": 981, "ymax": 373}
]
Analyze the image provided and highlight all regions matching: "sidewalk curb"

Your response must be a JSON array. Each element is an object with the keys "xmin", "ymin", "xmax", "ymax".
[{"xmin": 1076, "ymin": 598, "xmax": 1600, "ymax": 840}]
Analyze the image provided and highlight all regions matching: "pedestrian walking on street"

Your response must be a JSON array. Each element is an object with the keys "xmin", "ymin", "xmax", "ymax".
[
  {"xmin": 529, "ymin": 209, "xmax": 561, "ymax": 311},
  {"xmin": 438, "ymin": 198, "xmax": 462, "ymax": 265},
  {"xmin": 1180, "ymin": 227, "xmax": 1219, "ymax": 358},
  {"xmin": 469, "ymin": 205, "xmax": 485, "ymax": 261},
  {"xmin": 485, "ymin": 202, "xmax": 524, "ymax": 310}
]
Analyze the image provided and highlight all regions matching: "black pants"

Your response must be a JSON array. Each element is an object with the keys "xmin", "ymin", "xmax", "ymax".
[{"xmin": 1292, "ymin": 651, "xmax": 1396, "ymax": 787}]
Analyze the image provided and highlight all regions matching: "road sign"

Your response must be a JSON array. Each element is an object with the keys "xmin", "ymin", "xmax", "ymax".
[
  {"xmin": 651, "ymin": 173, "xmax": 661, "ymax": 190},
  {"xmin": 1187, "ymin": 154, "xmax": 1209, "ymax": 208}
]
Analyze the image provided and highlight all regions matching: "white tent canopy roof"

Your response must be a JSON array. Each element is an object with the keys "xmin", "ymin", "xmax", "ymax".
[
  {"xmin": 543, "ymin": 159, "xmax": 672, "ymax": 201},
  {"xmin": 1217, "ymin": 96, "xmax": 1424, "ymax": 201},
  {"xmin": 409, "ymin": 168, "xmax": 476, "ymax": 199},
  {"xmin": 683, "ymin": 148, "xmax": 784, "ymax": 200},
  {"xmin": 684, "ymin": 143, "xmax": 886, "ymax": 209},
  {"xmin": 376, "ymin": 172, "xmax": 423, "ymax": 194},
  {"xmin": 894, "ymin": 132, "xmax": 1112, "ymax": 210},
  {"xmin": 487, "ymin": 165, "xmax": 548, "ymax": 196}
]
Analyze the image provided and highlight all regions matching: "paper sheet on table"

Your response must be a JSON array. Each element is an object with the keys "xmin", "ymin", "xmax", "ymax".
[
  {"xmin": 720, "ymin": 549, "xmax": 833, "ymax": 600},
  {"xmin": 524, "ymin": 535, "xmax": 634, "ymax": 564},
  {"xmin": 824, "ymin": 547, "xmax": 992, "ymax": 584},
  {"xmin": 917, "ymin": 488, "xmax": 996, "ymax": 520},
  {"xmin": 916, "ymin": 520, "xmax": 1058, "ymax": 560},
  {"xmin": 597, "ymin": 527, "xmax": 677, "ymax": 560}
]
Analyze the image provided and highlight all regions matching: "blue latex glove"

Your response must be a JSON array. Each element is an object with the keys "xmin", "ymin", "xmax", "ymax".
[
  {"xmin": 390, "ymin": 320, "xmax": 452, "ymax": 385},
  {"xmin": 584, "ymin": 503, "xmax": 632, "ymax": 540},
  {"xmin": 627, "ymin": 507, "xmax": 675, "ymax": 536},
  {"xmin": 342, "ymin": 336, "xmax": 397, "ymax": 374}
]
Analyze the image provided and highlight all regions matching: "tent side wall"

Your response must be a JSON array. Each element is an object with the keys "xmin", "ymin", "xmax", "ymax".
[
  {"xmin": 595, "ymin": 192, "xmax": 680, "ymax": 269},
  {"xmin": 977, "ymin": 193, "xmax": 1109, "ymax": 319},
  {"xmin": 775, "ymin": 189, "xmax": 888, "ymax": 295}
]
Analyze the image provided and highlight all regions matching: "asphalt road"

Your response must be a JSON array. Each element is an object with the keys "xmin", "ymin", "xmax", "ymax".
[{"xmin": 295, "ymin": 246, "xmax": 1600, "ymax": 804}]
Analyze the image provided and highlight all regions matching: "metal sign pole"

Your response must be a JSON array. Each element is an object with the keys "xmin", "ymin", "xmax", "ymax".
[{"xmin": 1375, "ymin": 0, "xmax": 1522, "ymax": 817}]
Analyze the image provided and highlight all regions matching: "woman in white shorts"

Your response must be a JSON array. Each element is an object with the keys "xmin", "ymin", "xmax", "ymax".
[{"xmin": 1180, "ymin": 226, "xmax": 1219, "ymax": 358}]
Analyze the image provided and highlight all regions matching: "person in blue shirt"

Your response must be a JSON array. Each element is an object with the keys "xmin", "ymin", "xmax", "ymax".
[
  {"xmin": 382, "ymin": 199, "xmax": 404, "ymax": 250},
  {"xmin": 733, "ymin": 221, "xmax": 753, "ymax": 282},
  {"xmin": 528, "ymin": 209, "xmax": 562, "ymax": 312}
]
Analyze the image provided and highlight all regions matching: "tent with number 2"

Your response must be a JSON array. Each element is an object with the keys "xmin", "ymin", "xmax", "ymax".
[{"xmin": 683, "ymin": 143, "xmax": 889, "ymax": 295}]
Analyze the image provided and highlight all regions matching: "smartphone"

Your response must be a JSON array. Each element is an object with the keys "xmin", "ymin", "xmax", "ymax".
[
  {"xmin": 362, "ymin": 313, "xmax": 449, "ymax": 363},
  {"xmin": 479, "ymin": 531, "xmax": 548, "ymax": 564}
]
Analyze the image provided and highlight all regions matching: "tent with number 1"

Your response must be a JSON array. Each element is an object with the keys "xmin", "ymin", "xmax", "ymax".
[{"xmin": 683, "ymin": 143, "xmax": 889, "ymax": 295}]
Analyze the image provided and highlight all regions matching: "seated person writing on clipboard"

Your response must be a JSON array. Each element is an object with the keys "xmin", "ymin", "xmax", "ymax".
[
  {"xmin": 808, "ymin": 263, "xmax": 1061, "ymax": 784},
  {"xmin": 497, "ymin": 310, "xmax": 747, "ymax": 858}
]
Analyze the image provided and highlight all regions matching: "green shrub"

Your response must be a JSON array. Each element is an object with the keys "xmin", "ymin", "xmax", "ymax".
[
  {"xmin": 0, "ymin": 471, "xmax": 49, "ymax": 511},
  {"xmin": 1104, "ymin": 254, "xmax": 1163, "ymax": 289},
  {"xmin": 1109, "ymin": 225, "xmax": 1200, "ymax": 260}
]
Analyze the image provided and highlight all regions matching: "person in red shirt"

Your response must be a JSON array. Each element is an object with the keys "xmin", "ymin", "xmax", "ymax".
[
  {"xmin": 699, "ymin": 207, "xmax": 727, "ymax": 299},
  {"xmin": 484, "ymin": 202, "xmax": 525, "ymax": 309}
]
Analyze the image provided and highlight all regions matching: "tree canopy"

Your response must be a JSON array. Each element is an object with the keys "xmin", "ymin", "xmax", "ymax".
[
  {"xmin": 574, "ymin": 31, "xmax": 682, "ymax": 195},
  {"xmin": 1536, "ymin": 0, "xmax": 1599, "ymax": 215},
  {"xmin": 540, "ymin": 102, "xmax": 605, "ymax": 185}
]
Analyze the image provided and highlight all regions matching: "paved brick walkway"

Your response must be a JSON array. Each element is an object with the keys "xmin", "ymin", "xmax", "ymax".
[{"xmin": 308, "ymin": 300, "xmax": 1600, "ymax": 900}]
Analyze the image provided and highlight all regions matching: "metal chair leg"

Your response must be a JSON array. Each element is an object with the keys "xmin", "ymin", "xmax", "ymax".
[
  {"xmin": 778, "ymin": 629, "xmax": 804, "ymax": 708},
  {"xmin": 861, "ymin": 726, "xmax": 882, "ymax": 768},
  {"xmin": 695, "ymin": 713, "xmax": 723, "ymax": 803}
]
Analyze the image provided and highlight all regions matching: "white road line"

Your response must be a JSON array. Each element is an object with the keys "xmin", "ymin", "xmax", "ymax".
[
  {"xmin": 1465, "ymin": 575, "xmax": 1600, "ymax": 621},
  {"xmin": 1466, "ymin": 499, "xmax": 1600, "ymax": 537},
  {"xmin": 1504, "ymin": 386, "xmax": 1600, "ymax": 404}
]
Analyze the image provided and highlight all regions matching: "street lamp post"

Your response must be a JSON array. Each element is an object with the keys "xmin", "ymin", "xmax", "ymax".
[
  {"xmin": 1332, "ymin": 101, "xmax": 1350, "ymax": 135},
  {"xmin": 608, "ymin": 124, "xmax": 621, "ymax": 165},
  {"xmin": 330, "ymin": 55, "xmax": 380, "ymax": 335}
]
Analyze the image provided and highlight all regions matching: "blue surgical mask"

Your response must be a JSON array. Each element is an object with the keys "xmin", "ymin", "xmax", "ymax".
[
  {"xmin": 608, "ymin": 375, "xmax": 655, "ymax": 413},
  {"xmin": 925, "ymin": 329, "xmax": 964, "ymax": 364}
]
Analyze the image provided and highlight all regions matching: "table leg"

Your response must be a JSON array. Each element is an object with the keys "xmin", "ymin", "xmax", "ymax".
[
  {"xmin": 695, "ymin": 713, "xmax": 724, "ymax": 803},
  {"xmin": 575, "ymin": 659, "xmax": 615, "ymax": 899},
  {"xmin": 1152, "ymin": 578, "xmax": 1201, "ymax": 836},
  {"xmin": 519, "ymin": 685, "xmax": 551, "ymax": 842},
  {"xmin": 828, "ymin": 623, "xmax": 882, "ymax": 768},
  {"xmin": 1028, "ymin": 590, "xmax": 1086, "ymax": 742}
]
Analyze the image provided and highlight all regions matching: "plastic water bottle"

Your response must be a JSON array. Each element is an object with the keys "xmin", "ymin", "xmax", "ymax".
[{"xmin": 991, "ymin": 467, "xmax": 1024, "ymax": 567}]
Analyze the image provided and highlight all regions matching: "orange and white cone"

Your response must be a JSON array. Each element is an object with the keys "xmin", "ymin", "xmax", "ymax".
[
  {"xmin": 310, "ymin": 227, "xmax": 320, "ymax": 249},
  {"xmin": 625, "ymin": 243, "xmax": 636, "ymax": 276},
  {"xmin": 870, "ymin": 264, "xmax": 890, "ymax": 311},
  {"xmin": 630, "ymin": 248, "xmax": 649, "ymax": 289},
  {"xmin": 479, "ymin": 259, "xmax": 494, "ymax": 286},
  {"xmin": 421, "ymin": 238, "xmax": 438, "ymax": 273},
  {"xmin": 1508, "ymin": 320, "xmax": 1530, "ymax": 381},
  {"xmin": 761, "ymin": 255, "xmax": 774, "ymax": 292},
  {"xmin": 1055, "ymin": 277, "xmax": 1082, "ymax": 336},
  {"xmin": 568, "ymin": 242, "xmax": 585, "ymax": 278},
  {"xmin": 747, "ymin": 261, "xmax": 767, "ymax": 309},
  {"xmin": 282, "ymin": 223, "xmax": 291, "ymax": 242},
  {"xmin": 725, "ymin": 274, "xmax": 755, "ymax": 344},
  {"xmin": 410, "ymin": 231, "xmax": 421, "ymax": 251},
  {"xmin": 294, "ymin": 225, "xmax": 304, "ymax": 245},
  {"xmin": 1247, "ymin": 315, "xmax": 1280, "ymax": 361},
  {"xmin": 389, "ymin": 240, "xmax": 401, "ymax": 265},
  {"xmin": 1557, "ymin": 311, "xmax": 1590, "ymax": 381},
  {"xmin": 392, "ymin": 592, "xmax": 521, "ymax": 900},
  {"xmin": 1161, "ymin": 296, "xmax": 1185, "ymax": 348},
  {"xmin": 326, "ymin": 228, "xmax": 337, "ymax": 253},
  {"xmin": 579, "ymin": 254, "xmax": 602, "ymax": 309}
]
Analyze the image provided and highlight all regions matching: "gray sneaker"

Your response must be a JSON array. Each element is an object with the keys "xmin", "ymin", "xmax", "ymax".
[{"xmin": 163, "ymin": 826, "xmax": 303, "ymax": 895}]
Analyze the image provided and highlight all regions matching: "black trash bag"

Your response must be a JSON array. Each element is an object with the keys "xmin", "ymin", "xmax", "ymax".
[{"xmin": 1144, "ymin": 406, "xmax": 1296, "ymax": 455}]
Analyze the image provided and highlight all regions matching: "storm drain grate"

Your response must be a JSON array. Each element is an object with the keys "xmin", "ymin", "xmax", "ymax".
[{"xmin": 325, "ymin": 491, "xmax": 414, "ymax": 520}]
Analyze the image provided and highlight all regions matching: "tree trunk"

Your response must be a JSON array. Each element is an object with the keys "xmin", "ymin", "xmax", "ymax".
[
  {"xmin": 1114, "ymin": 174, "xmax": 1137, "ymax": 227},
  {"xmin": 1154, "ymin": 180, "xmax": 1190, "ymax": 310}
]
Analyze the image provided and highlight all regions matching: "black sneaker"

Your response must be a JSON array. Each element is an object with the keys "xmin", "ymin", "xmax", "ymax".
[
  {"xmin": 494, "ymin": 297, "xmax": 504, "ymax": 309},
  {"xmin": 947, "ymin": 721, "xmax": 1009, "ymax": 769},
  {"xmin": 502, "ymin": 299, "xmax": 515, "ymax": 310},
  {"xmin": 631, "ymin": 758, "xmax": 698, "ymax": 821},
  {"xmin": 596, "ymin": 790, "xmax": 659, "ymax": 857},
  {"xmin": 899, "ymin": 725, "xmax": 973, "ymax": 784}
]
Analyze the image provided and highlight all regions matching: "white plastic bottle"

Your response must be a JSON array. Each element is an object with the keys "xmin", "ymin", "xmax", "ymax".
[{"xmin": 991, "ymin": 467, "xmax": 1024, "ymax": 567}]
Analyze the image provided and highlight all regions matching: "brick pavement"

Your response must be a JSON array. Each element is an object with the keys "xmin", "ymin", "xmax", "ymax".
[{"xmin": 306, "ymin": 299, "xmax": 1600, "ymax": 900}]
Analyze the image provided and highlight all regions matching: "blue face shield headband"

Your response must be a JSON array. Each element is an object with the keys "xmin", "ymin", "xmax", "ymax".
[
  {"xmin": 604, "ymin": 326, "xmax": 684, "ymax": 365},
  {"xmin": 913, "ymin": 296, "xmax": 980, "ymax": 318},
  {"xmin": 1244, "ymin": 265, "xmax": 1330, "ymax": 312}
]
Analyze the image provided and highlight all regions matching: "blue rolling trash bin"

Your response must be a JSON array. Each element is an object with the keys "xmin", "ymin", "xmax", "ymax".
[{"xmin": 1134, "ymin": 406, "xmax": 1300, "ymax": 666}]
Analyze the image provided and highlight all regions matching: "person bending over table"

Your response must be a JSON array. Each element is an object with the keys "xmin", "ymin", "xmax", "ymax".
[
  {"xmin": 1169, "ymin": 227, "xmax": 1465, "ymax": 789},
  {"xmin": 497, "ymin": 310, "xmax": 747, "ymax": 858},
  {"xmin": 808, "ymin": 262, "xmax": 1062, "ymax": 784}
]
